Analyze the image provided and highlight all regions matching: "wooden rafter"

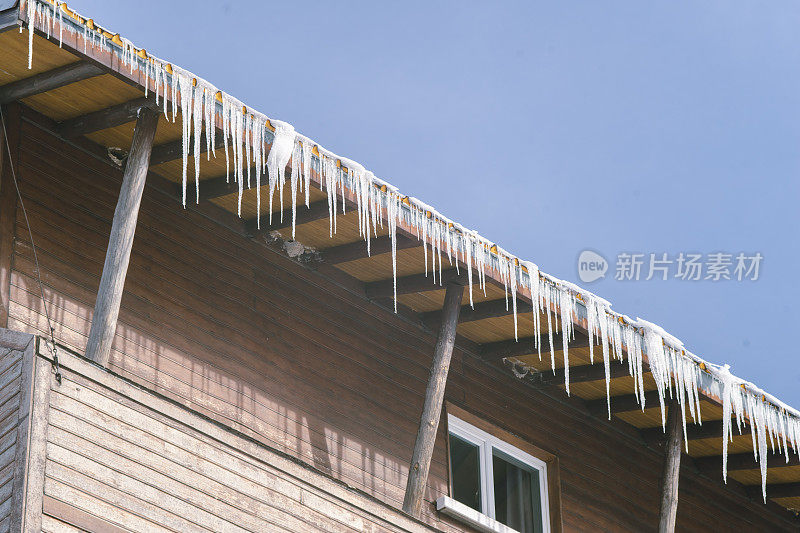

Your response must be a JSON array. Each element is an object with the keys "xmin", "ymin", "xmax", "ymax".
[
  {"xmin": 531, "ymin": 360, "xmax": 631, "ymax": 385},
  {"xmin": 0, "ymin": 6, "xmax": 19, "ymax": 33},
  {"xmin": 0, "ymin": 62, "xmax": 103, "ymax": 104},
  {"xmin": 747, "ymin": 482, "xmax": 800, "ymax": 500},
  {"xmin": 320, "ymin": 235, "xmax": 420, "ymax": 265},
  {"xmin": 586, "ymin": 390, "xmax": 662, "ymax": 415},
  {"xmin": 149, "ymin": 132, "xmax": 227, "ymax": 166},
  {"xmin": 642, "ymin": 418, "xmax": 750, "ymax": 443},
  {"xmin": 57, "ymin": 97, "xmax": 157, "ymax": 137},
  {"xmin": 180, "ymin": 171, "xmax": 250, "ymax": 202},
  {"xmin": 244, "ymin": 199, "xmax": 331, "ymax": 235},
  {"xmin": 694, "ymin": 452, "xmax": 800, "ymax": 474},
  {"xmin": 480, "ymin": 332, "xmax": 590, "ymax": 361},
  {"xmin": 422, "ymin": 297, "xmax": 534, "ymax": 328},
  {"xmin": 365, "ymin": 269, "xmax": 465, "ymax": 300}
]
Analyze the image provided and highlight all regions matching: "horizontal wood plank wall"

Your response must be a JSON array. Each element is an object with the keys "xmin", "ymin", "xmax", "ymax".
[
  {"xmin": 41, "ymin": 347, "xmax": 436, "ymax": 533},
  {"xmin": 7, "ymin": 111, "xmax": 797, "ymax": 532}
]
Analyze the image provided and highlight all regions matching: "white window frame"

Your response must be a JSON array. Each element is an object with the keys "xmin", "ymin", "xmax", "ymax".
[{"xmin": 443, "ymin": 413, "xmax": 551, "ymax": 533}]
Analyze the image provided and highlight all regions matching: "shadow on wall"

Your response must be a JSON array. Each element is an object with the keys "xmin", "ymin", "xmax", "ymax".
[{"xmin": 8, "ymin": 272, "xmax": 448, "ymax": 506}]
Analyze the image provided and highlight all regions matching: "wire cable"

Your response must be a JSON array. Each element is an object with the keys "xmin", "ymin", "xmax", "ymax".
[{"xmin": 0, "ymin": 107, "xmax": 61, "ymax": 383}]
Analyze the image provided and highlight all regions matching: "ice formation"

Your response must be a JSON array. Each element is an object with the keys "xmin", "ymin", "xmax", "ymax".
[{"xmin": 21, "ymin": 0, "xmax": 800, "ymax": 502}]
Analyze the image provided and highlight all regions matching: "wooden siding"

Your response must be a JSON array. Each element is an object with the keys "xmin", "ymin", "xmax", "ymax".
[
  {"xmin": 3, "ymin": 108, "xmax": 798, "ymax": 531},
  {"xmin": 35, "ymin": 344, "xmax": 435, "ymax": 533}
]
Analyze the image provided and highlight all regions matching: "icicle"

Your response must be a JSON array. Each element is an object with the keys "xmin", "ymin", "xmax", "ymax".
[
  {"xmin": 544, "ymin": 283, "xmax": 555, "ymax": 372},
  {"xmin": 265, "ymin": 120, "xmax": 296, "ymax": 229},
  {"xmin": 718, "ymin": 365, "xmax": 735, "ymax": 482},
  {"xmin": 290, "ymin": 140, "xmax": 302, "ymax": 238},
  {"xmin": 192, "ymin": 81, "xmax": 203, "ymax": 203},
  {"xmin": 584, "ymin": 294, "xmax": 612, "ymax": 418},
  {"xmin": 645, "ymin": 330, "xmax": 667, "ymax": 427},
  {"xmin": 253, "ymin": 118, "xmax": 263, "ymax": 227},
  {"xmin": 222, "ymin": 94, "xmax": 231, "ymax": 182},
  {"xmin": 558, "ymin": 288, "xmax": 576, "ymax": 394},
  {"xmin": 26, "ymin": 0, "xmax": 37, "ymax": 69},
  {"xmin": 57, "ymin": 0, "xmax": 63, "ymax": 48},
  {"xmin": 175, "ymin": 72, "xmax": 194, "ymax": 207},
  {"xmin": 386, "ymin": 191, "xmax": 400, "ymax": 312},
  {"xmin": 300, "ymin": 136, "xmax": 313, "ymax": 207}
]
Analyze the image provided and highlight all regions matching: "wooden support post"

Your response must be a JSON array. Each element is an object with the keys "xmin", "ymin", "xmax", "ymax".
[
  {"xmin": 658, "ymin": 399, "xmax": 682, "ymax": 532},
  {"xmin": 402, "ymin": 281, "xmax": 464, "ymax": 518},
  {"xmin": 85, "ymin": 107, "xmax": 158, "ymax": 366}
]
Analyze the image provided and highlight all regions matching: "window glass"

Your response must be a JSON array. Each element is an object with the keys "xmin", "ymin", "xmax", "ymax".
[
  {"xmin": 493, "ymin": 450, "xmax": 543, "ymax": 533},
  {"xmin": 448, "ymin": 434, "xmax": 482, "ymax": 512}
]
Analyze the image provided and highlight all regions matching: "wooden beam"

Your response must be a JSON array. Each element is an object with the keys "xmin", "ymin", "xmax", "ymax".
[
  {"xmin": 179, "ymin": 172, "xmax": 246, "ymax": 203},
  {"xmin": 85, "ymin": 107, "xmax": 159, "ymax": 366},
  {"xmin": 642, "ymin": 418, "xmax": 751, "ymax": 444},
  {"xmin": 57, "ymin": 97, "xmax": 157, "ymax": 137},
  {"xmin": 320, "ymin": 235, "xmax": 420, "ymax": 265},
  {"xmin": 365, "ymin": 269, "xmax": 465, "ymax": 300},
  {"xmin": 586, "ymin": 390, "xmax": 662, "ymax": 416},
  {"xmin": 747, "ymin": 482, "xmax": 800, "ymax": 500},
  {"xmin": 422, "ymin": 297, "xmax": 534, "ymax": 328},
  {"xmin": 244, "ymin": 199, "xmax": 331, "ymax": 236},
  {"xmin": 0, "ymin": 6, "xmax": 19, "ymax": 33},
  {"xmin": 694, "ymin": 452, "xmax": 800, "ymax": 474},
  {"xmin": 403, "ymin": 281, "xmax": 464, "ymax": 517},
  {"xmin": 532, "ymin": 361, "xmax": 631, "ymax": 385},
  {"xmin": 148, "ymin": 132, "xmax": 226, "ymax": 166},
  {"xmin": 183, "ymin": 162, "xmax": 300, "ymax": 203},
  {"xmin": 0, "ymin": 62, "xmax": 103, "ymax": 104},
  {"xmin": 658, "ymin": 399, "xmax": 682, "ymax": 533},
  {"xmin": 0, "ymin": 104, "xmax": 20, "ymax": 329},
  {"xmin": 480, "ymin": 331, "xmax": 590, "ymax": 361}
]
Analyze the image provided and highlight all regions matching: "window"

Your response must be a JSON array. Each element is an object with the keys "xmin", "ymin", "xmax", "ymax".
[{"xmin": 439, "ymin": 413, "xmax": 550, "ymax": 533}]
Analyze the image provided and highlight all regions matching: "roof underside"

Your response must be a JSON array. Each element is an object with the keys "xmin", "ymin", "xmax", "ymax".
[{"xmin": 1, "ymin": 1, "xmax": 799, "ymax": 519}]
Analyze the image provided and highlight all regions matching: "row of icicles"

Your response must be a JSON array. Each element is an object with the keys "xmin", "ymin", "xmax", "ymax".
[{"xmin": 23, "ymin": 0, "xmax": 800, "ymax": 502}]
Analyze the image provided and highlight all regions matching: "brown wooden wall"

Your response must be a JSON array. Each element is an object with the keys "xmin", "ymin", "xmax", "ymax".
[{"xmin": 2, "ymin": 106, "xmax": 796, "ymax": 532}]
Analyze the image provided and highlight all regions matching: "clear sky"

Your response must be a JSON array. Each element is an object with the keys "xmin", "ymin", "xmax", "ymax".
[{"xmin": 72, "ymin": 1, "xmax": 800, "ymax": 405}]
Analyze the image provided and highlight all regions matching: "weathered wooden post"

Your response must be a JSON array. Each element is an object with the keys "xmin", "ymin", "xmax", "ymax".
[
  {"xmin": 403, "ymin": 280, "xmax": 464, "ymax": 518},
  {"xmin": 658, "ymin": 399, "xmax": 682, "ymax": 532},
  {"xmin": 85, "ymin": 107, "xmax": 158, "ymax": 366}
]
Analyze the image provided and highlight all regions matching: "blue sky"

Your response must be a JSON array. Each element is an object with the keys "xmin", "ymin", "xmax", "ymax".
[{"xmin": 74, "ymin": 1, "xmax": 800, "ymax": 405}]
